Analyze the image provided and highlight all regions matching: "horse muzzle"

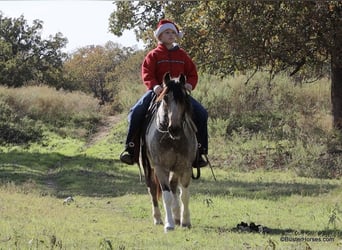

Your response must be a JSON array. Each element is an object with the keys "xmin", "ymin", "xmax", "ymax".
[{"xmin": 168, "ymin": 125, "xmax": 182, "ymax": 140}]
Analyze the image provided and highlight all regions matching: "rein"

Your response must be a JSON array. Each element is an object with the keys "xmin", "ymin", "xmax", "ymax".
[{"xmin": 155, "ymin": 117, "xmax": 188, "ymax": 140}]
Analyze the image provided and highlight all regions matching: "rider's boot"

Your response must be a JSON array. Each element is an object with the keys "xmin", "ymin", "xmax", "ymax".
[
  {"xmin": 120, "ymin": 142, "xmax": 135, "ymax": 165},
  {"xmin": 193, "ymin": 145, "xmax": 208, "ymax": 168}
]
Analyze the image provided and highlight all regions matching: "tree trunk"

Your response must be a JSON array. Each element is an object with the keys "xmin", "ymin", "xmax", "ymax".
[
  {"xmin": 331, "ymin": 12, "xmax": 342, "ymax": 130},
  {"xmin": 331, "ymin": 61, "xmax": 342, "ymax": 130}
]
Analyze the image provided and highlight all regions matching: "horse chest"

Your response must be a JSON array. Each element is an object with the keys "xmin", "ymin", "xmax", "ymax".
[{"xmin": 149, "ymin": 139, "xmax": 181, "ymax": 155}]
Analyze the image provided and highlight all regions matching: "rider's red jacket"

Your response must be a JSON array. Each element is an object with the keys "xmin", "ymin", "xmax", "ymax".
[{"xmin": 141, "ymin": 43, "xmax": 198, "ymax": 90}]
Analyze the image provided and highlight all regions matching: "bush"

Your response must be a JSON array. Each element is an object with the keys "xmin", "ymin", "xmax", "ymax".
[
  {"xmin": 226, "ymin": 111, "xmax": 283, "ymax": 135},
  {"xmin": 0, "ymin": 100, "xmax": 42, "ymax": 144},
  {"xmin": 0, "ymin": 86, "xmax": 102, "ymax": 141},
  {"xmin": 197, "ymin": 72, "xmax": 340, "ymax": 178}
]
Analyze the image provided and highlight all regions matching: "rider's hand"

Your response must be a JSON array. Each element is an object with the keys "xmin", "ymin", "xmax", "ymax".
[
  {"xmin": 185, "ymin": 83, "xmax": 193, "ymax": 92},
  {"xmin": 153, "ymin": 85, "xmax": 163, "ymax": 95}
]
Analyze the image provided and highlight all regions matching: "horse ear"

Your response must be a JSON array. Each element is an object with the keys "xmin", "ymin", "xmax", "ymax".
[
  {"xmin": 163, "ymin": 72, "xmax": 171, "ymax": 84},
  {"xmin": 179, "ymin": 74, "xmax": 186, "ymax": 85}
]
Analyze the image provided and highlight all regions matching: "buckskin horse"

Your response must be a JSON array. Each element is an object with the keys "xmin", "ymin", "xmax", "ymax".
[{"xmin": 140, "ymin": 73, "xmax": 197, "ymax": 232}]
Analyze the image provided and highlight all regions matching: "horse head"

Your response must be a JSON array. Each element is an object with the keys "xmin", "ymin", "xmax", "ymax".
[{"xmin": 157, "ymin": 73, "xmax": 191, "ymax": 139}]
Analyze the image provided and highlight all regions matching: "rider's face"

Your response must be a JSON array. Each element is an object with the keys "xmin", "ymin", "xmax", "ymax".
[{"xmin": 159, "ymin": 29, "xmax": 177, "ymax": 45}]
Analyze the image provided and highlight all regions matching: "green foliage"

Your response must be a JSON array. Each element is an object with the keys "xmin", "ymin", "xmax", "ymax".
[
  {"xmin": 109, "ymin": 1, "xmax": 342, "ymax": 129},
  {"xmin": 226, "ymin": 111, "xmax": 283, "ymax": 135},
  {"xmin": 113, "ymin": 63, "xmax": 337, "ymax": 177},
  {"xmin": 110, "ymin": 1, "xmax": 339, "ymax": 79},
  {"xmin": 187, "ymin": 72, "xmax": 342, "ymax": 178},
  {"xmin": 0, "ymin": 13, "xmax": 67, "ymax": 87},
  {"xmin": 0, "ymin": 86, "xmax": 102, "ymax": 142},
  {"xmin": 63, "ymin": 42, "xmax": 138, "ymax": 106},
  {"xmin": 113, "ymin": 50, "xmax": 146, "ymax": 111},
  {"xmin": 0, "ymin": 100, "xmax": 42, "ymax": 144},
  {"xmin": 203, "ymin": 73, "xmax": 328, "ymax": 140},
  {"xmin": 109, "ymin": 1, "xmax": 165, "ymax": 44}
]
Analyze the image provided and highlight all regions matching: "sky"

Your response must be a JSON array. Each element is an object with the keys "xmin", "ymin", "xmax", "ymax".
[{"xmin": 0, "ymin": 1, "xmax": 144, "ymax": 53}]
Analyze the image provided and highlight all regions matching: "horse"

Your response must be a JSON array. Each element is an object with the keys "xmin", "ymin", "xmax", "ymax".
[{"xmin": 139, "ymin": 73, "xmax": 198, "ymax": 232}]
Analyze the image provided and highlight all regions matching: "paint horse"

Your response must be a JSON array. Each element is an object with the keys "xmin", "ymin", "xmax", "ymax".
[{"xmin": 140, "ymin": 73, "xmax": 197, "ymax": 232}]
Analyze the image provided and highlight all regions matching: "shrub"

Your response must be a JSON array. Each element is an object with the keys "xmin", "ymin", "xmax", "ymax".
[
  {"xmin": 197, "ymin": 72, "xmax": 339, "ymax": 178},
  {"xmin": 0, "ymin": 100, "xmax": 42, "ymax": 144},
  {"xmin": 0, "ymin": 86, "xmax": 102, "ymax": 141},
  {"xmin": 226, "ymin": 111, "xmax": 283, "ymax": 135}
]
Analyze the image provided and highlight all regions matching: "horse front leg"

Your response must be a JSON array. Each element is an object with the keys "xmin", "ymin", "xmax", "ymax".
[
  {"xmin": 179, "ymin": 185, "xmax": 191, "ymax": 228},
  {"xmin": 155, "ymin": 168, "xmax": 177, "ymax": 232},
  {"xmin": 146, "ymin": 169, "xmax": 162, "ymax": 225},
  {"xmin": 162, "ymin": 190, "xmax": 175, "ymax": 232},
  {"xmin": 179, "ymin": 173, "xmax": 192, "ymax": 228},
  {"xmin": 148, "ymin": 186, "xmax": 162, "ymax": 225},
  {"xmin": 170, "ymin": 176, "xmax": 180, "ymax": 225}
]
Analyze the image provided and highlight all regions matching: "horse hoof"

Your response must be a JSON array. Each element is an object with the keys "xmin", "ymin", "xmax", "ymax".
[
  {"xmin": 164, "ymin": 226, "xmax": 175, "ymax": 232},
  {"xmin": 175, "ymin": 219, "xmax": 181, "ymax": 226},
  {"xmin": 181, "ymin": 223, "xmax": 192, "ymax": 229},
  {"xmin": 154, "ymin": 220, "xmax": 163, "ymax": 226}
]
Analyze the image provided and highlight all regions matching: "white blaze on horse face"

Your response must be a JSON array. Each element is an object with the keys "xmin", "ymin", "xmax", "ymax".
[
  {"xmin": 167, "ymin": 94, "xmax": 174, "ymax": 127},
  {"xmin": 167, "ymin": 93, "xmax": 184, "ymax": 134}
]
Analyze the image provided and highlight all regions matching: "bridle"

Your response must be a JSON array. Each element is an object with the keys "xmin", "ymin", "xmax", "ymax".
[{"xmin": 155, "ymin": 84, "xmax": 190, "ymax": 140}]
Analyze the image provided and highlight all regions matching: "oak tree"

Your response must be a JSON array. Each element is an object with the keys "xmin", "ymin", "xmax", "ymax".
[
  {"xmin": 109, "ymin": 1, "xmax": 342, "ymax": 129},
  {"xmin": 63, "ymin": 42, "xmax": 135, "ymax": 104},
  {"xmin": 0, "ymin": 13, "xmax": 67, "ymax": 87}
]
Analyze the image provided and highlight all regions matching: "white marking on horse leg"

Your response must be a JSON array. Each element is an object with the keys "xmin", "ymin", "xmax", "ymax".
[
  {"xmin": 180, "ymin": 185, "xmax": 191, "ymax": 228},
  {"xmin": 171, "ymin": 191, "xmax": 180, "ymax": 225},
  {"xmin": 162, "ymin": 191, "xmax": 175, "ymax": 232},
  {"xmin": 152, "ymin": 205, "xmax": 163, "ymax": 225}
]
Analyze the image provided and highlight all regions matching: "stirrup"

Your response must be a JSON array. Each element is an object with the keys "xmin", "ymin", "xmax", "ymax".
[
  {"xmin": 120, "ymin": 150, "xmax": 134, "ymax": 165},
  {"xmin": 193, "ymin": 155, "xmax": 208, "ymax": 168},
  {"xmin": 192, "ymin": 155, "xmax": 217, "ymax": 181}
]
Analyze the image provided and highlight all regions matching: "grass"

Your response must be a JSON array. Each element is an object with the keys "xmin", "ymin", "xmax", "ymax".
[
  {"xmin": 0, "ymin": 168, "xmax": 341, "ymax": 249},
  {"xmin": 1, "ymin": 118, "xmax": 342, "ymax": 250}
]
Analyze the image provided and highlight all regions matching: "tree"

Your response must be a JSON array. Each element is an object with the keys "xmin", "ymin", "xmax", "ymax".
[
  {"xmin": 63, "ymin": 42, "xmax": 135, "ymax": 104},
  {"xmin": 0, "ymin": 13, "xmax": 67, "ymax": 87},
  {"xmin": 109, "ymin": 1, "xmax": 342, "ymax": 129}
]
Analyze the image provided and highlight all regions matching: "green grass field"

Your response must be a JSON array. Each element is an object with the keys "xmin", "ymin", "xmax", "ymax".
[
  {"xmin": 1, "ymin": 168, "xmax": 342, "ymax": 249},
  {"xmin": 1, "ymin": 117, "xmax": 342, "ymax": 250}
]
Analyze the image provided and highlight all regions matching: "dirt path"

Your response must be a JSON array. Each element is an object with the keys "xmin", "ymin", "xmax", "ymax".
[{"xmin": 86, "ymin": 114, "xmax": 123, "ymax": 147}]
